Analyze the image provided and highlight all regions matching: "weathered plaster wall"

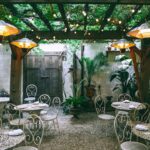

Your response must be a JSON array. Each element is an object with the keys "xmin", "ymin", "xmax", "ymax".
[{"xmin": 0, "ymin": 44, "xmax": 11, "ymax": 94}]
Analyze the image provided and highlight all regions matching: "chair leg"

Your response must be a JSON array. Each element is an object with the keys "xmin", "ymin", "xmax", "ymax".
[{"xmin": 56, "ymin": 118, "xmax": 60, "ymax": 134}]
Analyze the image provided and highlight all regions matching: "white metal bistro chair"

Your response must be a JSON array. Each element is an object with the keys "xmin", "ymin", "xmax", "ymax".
[
  {"xmin": 13, "ymin": 114, "xmax": 44, "ymax": 150},
  {"xmin": 114, "ymin": 111, "xmax": 148, "ymax": 150},
  {"xmin": 24, "ymin": 84, "xmax": 37, "ymax": 103},
  {"xmin": 118, "ymin": 93, "xmax": 132, "ymax": 102},
  {"xmin": 94, "ymin": 95, "xmax": 115, "ymax": 136},
  {"xmin": 38, "ymin": 94, "xmax": 51, "ymax": 116},
  {"xmin": 40, "ymin": 97, "xmax": 61, "ymax": 135},
  {"xmin": 3, "ymin": 103, "xmax": 28, "ymax": 129}
]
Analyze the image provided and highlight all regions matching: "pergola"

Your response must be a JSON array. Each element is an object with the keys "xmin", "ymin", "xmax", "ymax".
[{"xmin": 0, "ymin": 0, "xmax": 150, "ymax": 40}]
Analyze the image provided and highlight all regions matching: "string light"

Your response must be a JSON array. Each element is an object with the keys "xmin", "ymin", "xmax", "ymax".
[
  {"xmin": 53, "ymin": 13, "xmax": 57, "ymax": 18},
  {"xmin": 131, "ymin": 9, "xmax": 135, "ymax": 13},
  {"xmin": 119, "ymin": 20, "xmax": 122, "ymax": 24},
  {"xmin": 107, "ymin": 18, "xmax": 111, "ymax": 22},
  {"xmin": 64, "ymin": 28, "xmax": 67, "ymax": 32},
  {"xmin": 96, "ymin": 18, "xmax": 99, "ymax": 22},
  {"xmin": 82, "ymin": 11, "xmax": 87, "ymax": 16},
  {"xmin": 8, "ymin": 15, "xmax": 12, "ymax": 19},
  {"xmin": 74, "ymin": 31, "xmax": 77, "ymax": 34},
  {"xmin": 88, "ymin": 32, "xmax": 91, "ymax": 35},
  {"xmin": 76, "ymin": 24, "xmax": 79, "ymax": 27}
]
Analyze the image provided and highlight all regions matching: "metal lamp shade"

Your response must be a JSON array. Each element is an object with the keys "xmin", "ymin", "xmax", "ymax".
[
  {"xmin": 111, "ymin": 39, "xmax": 135, "ymax": 53},
  {"xmin": 11, "ymin": 38, "xmax": 37, "ymax": 49},
  {"xmin": 111, "ymin": 39, "xmax": 135, "ymax": 49},
  {"xmin": 127, "ymin": 22, "xmax": 150, "ymax": 39},
  {"xmin": 0, "ymin": 20, "xmax": 20, "ymax": 36}
]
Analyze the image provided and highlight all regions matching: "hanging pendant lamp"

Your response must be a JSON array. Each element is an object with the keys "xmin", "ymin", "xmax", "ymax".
[
  {"xmin": 111, "ymin": 39, "xmax": 135, "ymax": 53},
  {"xmin": 127, "ymin": 21, "xmax": 150, "ymax": 39},
  {"xmin": 11, "ymin": 38, "xmax": 37, "ymax": 49},
  {"xmin": 0, "ymin": 20, "xmax": 20, "ymax": 37}
]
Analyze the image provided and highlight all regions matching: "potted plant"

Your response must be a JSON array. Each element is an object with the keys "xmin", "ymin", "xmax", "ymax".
[
  {"xmin": 83, "ymin": 52, "xmax": 108, "ymax": 98},
  {"xmin": 63, "ymin": 79, "xmax": 86, "ymax": 118},
  {"xmin": 64, "ymin": 96, "xmax": 84, "ymax": 118}
]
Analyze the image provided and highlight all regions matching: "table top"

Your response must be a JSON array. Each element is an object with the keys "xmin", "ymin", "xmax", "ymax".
[
  {"xmin": 15, "ymin": 102, "xmax": 49, "ymax": 113},
  {"xmin": 132, "ymin": 123, "xmax": 150, "ymax": 141},
  {"xmin": 0, "ymin": 97, "xmax": 9, "ymax": 103},
  {"xmin": 111, "ymin": 101, "xmax": 145, "ymax": 111},
  {"xmin": 0, "ymin": 129, "xmax": 25, "ymax": 150}
]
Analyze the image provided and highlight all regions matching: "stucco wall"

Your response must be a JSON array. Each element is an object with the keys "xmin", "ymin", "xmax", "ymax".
[{"xmin": 0, "ymin": 44, "xmax": 11, "ymax": 94}]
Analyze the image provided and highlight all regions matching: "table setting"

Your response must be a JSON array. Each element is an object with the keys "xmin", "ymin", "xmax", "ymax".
[
  {"xmin": 111, "ymin": 100, "xmax": 145, "ymax": 111},
  {"xmin": 132, "ymin": 123, "xmax": 150, "ymax": 141},
  {"xmin": 15, "ymin": 102, "xmax": 49, "ymax": 114}
]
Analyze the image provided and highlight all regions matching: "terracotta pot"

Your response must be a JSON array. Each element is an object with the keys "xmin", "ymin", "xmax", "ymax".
[{"xmin": 85, "ymin": 85, "xmax": 96, "ymax": 98}]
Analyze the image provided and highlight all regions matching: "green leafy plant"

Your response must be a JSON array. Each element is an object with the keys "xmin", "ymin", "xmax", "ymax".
[
  {"xmin": 110, "ymin": 69, "xmax": 137, "ymax": 97},
  {"xmin": 83, "ymin": 52, "xmax": 108, "ymax": 86}
]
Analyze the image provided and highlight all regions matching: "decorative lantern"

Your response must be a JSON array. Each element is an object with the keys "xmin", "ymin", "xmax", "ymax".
[
  {"xmin": 0, "ymin": 20, "xmax": 20, "ymax": 37},
  {"xmin": 11, "ymin": 38, "xmax": 37, "ymax": 49},
  {"xmin": 127, "ymin": 22, "xmax": 150, "ymax": 39},
  {"xmin": 111, "ymin": 39, "xmax": 135, "ymax": 53}
]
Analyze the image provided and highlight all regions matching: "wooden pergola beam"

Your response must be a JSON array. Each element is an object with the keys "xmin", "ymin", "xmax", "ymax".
[
  {"xmin": 84, "ymin": 4, "xmax": 89, "ymax": 31},
  {"xmin": 8, "ymin": 30, "xmax": 126, "ymax": 40},
  {"xmin": 30, "ymin": 4, "xmax": 53, "ymax": 31},
  {"xmin": 58, "ymin": 4, "xmax": 70, "ymax": 32},
  {"xmin": 99, "ymin": 4, "xmax": 116, "ymax": 31},
  {"xmin": 1, "ymin": 0, "xmax": 150, "ymax": 4},
  {"xmin": 4, "ymin": 4, "xmax": 39, "ymax": 31}
]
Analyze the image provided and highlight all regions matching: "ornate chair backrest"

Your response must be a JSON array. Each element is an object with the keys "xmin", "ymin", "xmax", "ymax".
[
  {"xmin": 38, "ymin": 94, "xmax": 51, "ymax": 106},
  {"xmin": 4, "ymin": 103, "xmax": 20, "ymax": 120},
  {"xmin": 133, "ymin": 103, "xmax": 150, "ymax": 123},
  {"xmin": 23, "ymin": 114, "xmax": 44, "ymax": 148},
  {"xmin": 3, "ymin": 103, "xmax": 22, "ymax": 127},
  {"xmin": 94, "ymin": 95, "xmax": 105, "ymax": 114},
  {"xmin": 51, "ymin": 97, "xmax": 61, "ymax": 115},
  {"xmin": 26, "ymin": 84, "xmax": 37, "ymax": 97},
  {"xmin": 118, "ymin": 93, "xmax": 132, "ymax": 102},
  {"xmin": 114, "ymin": 112, "xmax": 132, "ymax": 144}
]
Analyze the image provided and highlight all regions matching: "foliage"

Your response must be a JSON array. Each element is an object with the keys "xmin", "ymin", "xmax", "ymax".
[
  {"xmin": 110, "ymin": 69, "xmax": 137, "ymax": 96},
  {"xmin": 0, "ymin": 4, "xmax": 150, "ymax": 32},
  {"xmin": 64, "ymin": 96, "xmax": 84, "ymax": 108},
  {"xmin": 83, "ymin": 52, "xmax": 108, "ymax": 85}
]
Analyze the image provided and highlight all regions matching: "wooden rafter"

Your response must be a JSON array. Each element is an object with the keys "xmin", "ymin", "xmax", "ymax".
[
  {"xmin": 99, "ymin": 4, "xmax": 116, "ymax": 31},
  {"xmin": 30, "ymin": 4, "xmax": 53, "ymax": 31},
  {"xmin": 58, "ymin": 4, "xmax": 70, "ymax": 31},
  {"xmin": 4, "ymin": 4, "xmax": 39, "ymax": 31},
  {"xmin": 8, "ymin": 30, "xmax": 126, "ymax": 40},
  {"xmin": 118, "ymin": 5, "xmax": 143, "ymax": 31},
  {"xmin": 84, "ymin": 4, "xmax": 89, "ymax": 31},
  {"xmin": 1, "ymin": 0, "xmax": 150, "ymax": 4}
]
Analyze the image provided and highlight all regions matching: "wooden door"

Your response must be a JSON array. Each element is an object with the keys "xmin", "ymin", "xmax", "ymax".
[{"xmin": 23, "ymin": 54, "xmax": 63, "ymax": 101}]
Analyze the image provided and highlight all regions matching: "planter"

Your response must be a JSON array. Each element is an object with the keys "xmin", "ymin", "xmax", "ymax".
[
  {"xmin": 85, "ymin": 85, "xmax": 96, "ymax": 98},
  {"xmin": 69, "ymin": 106, "xmax": 80, "ymax": 119}
]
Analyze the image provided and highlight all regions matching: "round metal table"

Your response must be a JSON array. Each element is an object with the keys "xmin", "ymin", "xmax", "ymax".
[
  {"xmin": 111, "ymin": 101, "xmax": 145, "ymax": 111},
  {"xmin": 132, "ymin": 123, "xmax": 150, "ymax": 141},
  {"xmin": 0, "ymin": 129, "xmax": 25, "ymax": 150}
]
